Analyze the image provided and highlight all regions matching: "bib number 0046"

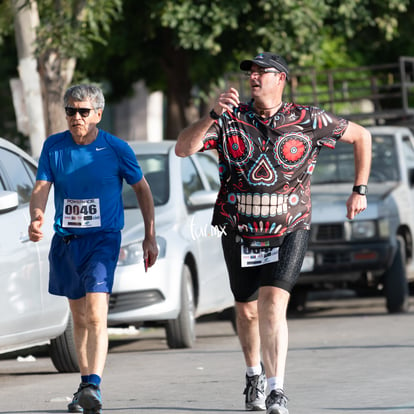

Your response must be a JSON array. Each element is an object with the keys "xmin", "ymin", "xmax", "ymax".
[{"xmin": 62, "ymin": 198, "xmax": 101, "ymax": 228}]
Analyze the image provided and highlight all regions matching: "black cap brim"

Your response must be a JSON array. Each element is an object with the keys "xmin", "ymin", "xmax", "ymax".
[
  {"xmin": 240, "ymin": 59, "xmax": 289, "ymax": 80},
  {"xmin": 240, "ymin": 59, "xmax": 272, "ymax": 71}
]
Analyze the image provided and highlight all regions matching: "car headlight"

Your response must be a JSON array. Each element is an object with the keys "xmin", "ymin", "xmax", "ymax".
[
  {"xmin": 117, "ymin": 236, "xmax": 166, "ymax": 266},
  {"xmin": 350, "ymin": 220, "xmax": 376, "ymax": 239},
  {"xmin": 378, "ymin": 218, "xmax": 390, "ymax": 238}
]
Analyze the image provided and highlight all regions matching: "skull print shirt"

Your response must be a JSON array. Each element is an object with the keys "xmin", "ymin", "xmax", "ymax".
[{"xmin": 202, "ymin": 101, "xmax": 349, "ymax": 247}]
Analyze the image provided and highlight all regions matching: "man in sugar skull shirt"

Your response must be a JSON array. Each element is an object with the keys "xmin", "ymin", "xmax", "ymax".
[{"xmin": 176, "ymin": 52, "xmax": 371, "ymax": 414}]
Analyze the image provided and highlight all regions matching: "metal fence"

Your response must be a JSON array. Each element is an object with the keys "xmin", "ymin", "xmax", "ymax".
[{"xmin": 225, "ymin": 56, "xmax": 414, "ymax": 124}]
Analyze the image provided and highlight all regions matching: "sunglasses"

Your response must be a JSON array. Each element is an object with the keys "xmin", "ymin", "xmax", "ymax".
[
  {"xmin": 244, "ymin": 69, "xmax": 281, "ymax": 77},
  {"xmin": 65, "ymin": 107, "xmax": 93, "ymax": 117}
]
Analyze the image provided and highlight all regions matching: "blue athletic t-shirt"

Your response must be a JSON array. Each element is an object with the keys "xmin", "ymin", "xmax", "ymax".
[{"xmin": 36, "ymin": 129, "xmax": 143, "ymax": 236}]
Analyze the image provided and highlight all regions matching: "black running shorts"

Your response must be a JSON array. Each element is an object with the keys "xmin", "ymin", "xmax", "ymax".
[{"xmin": 221, "ymin": 229, "xmax": 310, "ymax": 302}]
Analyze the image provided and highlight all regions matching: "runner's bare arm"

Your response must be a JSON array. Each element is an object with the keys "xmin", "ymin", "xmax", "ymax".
[
  {"xmin": 340, "ymin": 121, "xmax": 372, "ymax": 219},
  {"xmin": 29, "ymin": 180, "xmax": 52, "ymax": 242},
  {"xmin": 131, "ymin": 177, "xmax": 158, "ymax": 267},
  {"xmin": 175, "ymin": 87, "xmax": 240, "ymax": 157}
]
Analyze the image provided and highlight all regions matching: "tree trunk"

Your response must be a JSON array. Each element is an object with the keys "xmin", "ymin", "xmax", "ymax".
[
  {"xmin": 160, "ymin": 32, "xmax": 199, "ymax": 140},
  {"xmin": 12, "ymin": 0, "xmax": 45, "ymax": 158},
  {"xmin": 37, "ymin": 51, "xmax": 76, "ymax": 136}
]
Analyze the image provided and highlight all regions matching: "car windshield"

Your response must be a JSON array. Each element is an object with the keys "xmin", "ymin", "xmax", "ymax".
[
  {"xmin": 122, "ymin": 154, "xmax": 169, "ymax": 208},
  {"xmin": 312, "ymin": 134, "xmax": 399, "ymax": 184}
]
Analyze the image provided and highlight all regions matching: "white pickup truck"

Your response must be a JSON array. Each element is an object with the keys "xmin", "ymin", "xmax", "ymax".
[{"xmin": 296, "ymin": 126, "xmax": 414, "ymax": 313}]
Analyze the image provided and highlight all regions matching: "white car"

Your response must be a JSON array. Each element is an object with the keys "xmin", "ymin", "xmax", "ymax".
[
  {"xmin": 0, "ymin": 137, "xmax": 78, "ymax": 372},
  {"xmin": 108, "ymin": 141, "xmax": 235, "ymax": 348}
]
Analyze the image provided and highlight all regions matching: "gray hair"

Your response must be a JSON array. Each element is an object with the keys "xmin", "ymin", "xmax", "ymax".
[{"xmin": 64, "ymin": 84, "xmax": 105, "ymax": 110}]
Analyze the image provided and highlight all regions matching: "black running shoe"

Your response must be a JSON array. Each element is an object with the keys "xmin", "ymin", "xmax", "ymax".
[
  {"xmin": 265, "ymin": 389, "xmax": 289, "ymax": 414},
  {"xmin": 77, "ymin": 383, "xmax": 102, "ymax": 414},
  {"xmin": 243, "ymin": 363, "xmax": 266, "ymax": 411},
  {"xmin": 68, "ymin": 382, "xmax": 87, "ymax": 413}
]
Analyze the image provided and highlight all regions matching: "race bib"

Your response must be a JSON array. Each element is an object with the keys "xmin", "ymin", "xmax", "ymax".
[
  {"xmin": 241, "ymin": 245, "xmax": 279, "ymax": 268},
  {"xmin": 62, "ymin": 198, "xmax": 101, "ymax": 228}
]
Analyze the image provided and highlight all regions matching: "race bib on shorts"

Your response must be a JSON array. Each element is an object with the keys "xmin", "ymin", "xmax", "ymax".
[
  {"xmin": 62, "ymin": 198, "xmax": 101, "ymax": 228},
  {"xmin": 241, "ymin": 245, "xmax": 279, "ymax": 267}
]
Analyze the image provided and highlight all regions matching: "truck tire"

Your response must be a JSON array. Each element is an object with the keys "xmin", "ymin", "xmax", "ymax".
[
  {"xmin": 383, "ymin": 236, "xmax": 410, "ymax": 313},
  {"xmin": 166, "ymin": 265, "xmax": 196, "ymax": 348},
  {"xmin": 49, "ymin": 312, "xmax": 79, "ymax": 373}
]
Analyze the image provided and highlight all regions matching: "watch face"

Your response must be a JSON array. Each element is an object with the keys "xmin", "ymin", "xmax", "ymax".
[{"xmin": 353, "ymin": 185, "xmax": 367, "ymax": 195}]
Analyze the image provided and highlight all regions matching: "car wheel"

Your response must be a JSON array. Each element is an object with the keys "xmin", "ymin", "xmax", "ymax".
[
  {"xmin": 383, "ymin": 235, "xmax": 410, "ymax": 313},
  {"xmin": 49, "ymin": 312, "xmax": 79, "ymax": 373},
  {"xmin": 165, "ymin": 264, "xmax": 196, "ymax": 349}
]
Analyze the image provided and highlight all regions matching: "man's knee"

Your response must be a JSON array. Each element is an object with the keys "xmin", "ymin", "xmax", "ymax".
[
  {"xmin": 258, "ymin": 286, "xmax": 290, "ymax": 316},
  {"xmin": 236, "ymin": 300, "xmax": 258, "ymax": 322},
  {"xmin": 259, "ymin": 286, "xmax": 290, "ymax": 301}
]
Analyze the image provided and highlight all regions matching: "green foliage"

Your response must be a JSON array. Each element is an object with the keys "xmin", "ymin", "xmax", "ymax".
[
  {"xmin": 345, "ymin": 0, "xmax": 414, "ymax": 64},
  {"xmin": 157, "ymin": 1, "xmax": 241, "ymax": 53},
  {"xmin": 1, "ymin": 0, "xmax": 412, "ymax": 134},
  {"xmin": 153, "ymin": 0, "xmax": 331, "ymax": 63},
  {"xmin": 0, "ymin": 1, "xmax": 14, "ymax": 45},
  {"xmin": 332, "ymin": 0, "xmax": 407, "ymax": 40},
  {"xmin": 4, "ymin": 0, "xmax": 410, "ymax": 92},
  {"xmin": 152, "ymin": 0, "xmax": 408, "ymax": 65},
  {"xmin": 79, "ymin": 0, "xmax": 408, "ymax": 100},
  {"xmin": 33, "ymin": 0, "xmax": 122, "ymax": 59}
]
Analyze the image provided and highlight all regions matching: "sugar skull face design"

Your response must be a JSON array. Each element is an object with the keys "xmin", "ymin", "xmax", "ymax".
[
  {"xmin": 222, "ymin": 127, "xmax": 253, "ymax": 165},
  {"xmin": 204, "ymin": 103, "xmax": 347, "ymax": 241},
  {"xmin": 274, "ymin": 132, "xmax": 313, "ymax": 170},
  {"xmin": 219, "ymin": 129, "xmax": 315, "ymax": 236}
]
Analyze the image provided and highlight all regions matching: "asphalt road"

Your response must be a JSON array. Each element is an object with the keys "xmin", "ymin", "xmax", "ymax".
[{"xmin": 0, "ymin": 292, "xmax": 414, "ymax": 414}]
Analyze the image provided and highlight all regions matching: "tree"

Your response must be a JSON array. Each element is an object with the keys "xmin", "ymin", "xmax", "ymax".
[
  {"xmin": 33, "ymin": 0, "xmax": 122, "ymax": 136},
  {"xmin": 1, "ymin": 0, "xmax": 410, "ymax": 145},
  {"xmin": 12, "ymin": 0, "xmax": 45, "ymax": 157},
  {"xmin": 76, "ymin": 0, "xmax": 409, "ymax": 139},
  {"xmin": 343, "ymin": 0, "xmax": 414, "ymax": 63},
  {"xmin": 2, "ymin": 0, "xmax": 122, "ymax": 155}
]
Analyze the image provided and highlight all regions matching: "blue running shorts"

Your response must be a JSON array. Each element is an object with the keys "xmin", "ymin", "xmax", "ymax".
[{"xmin": 48, "ymin": 231, "xmax": 121, "ymax": 299}]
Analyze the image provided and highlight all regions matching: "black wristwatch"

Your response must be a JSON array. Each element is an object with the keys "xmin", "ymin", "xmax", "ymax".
[
  {"xmin": 353, "ymin": 185, "xmax": 368, "ymax": 195},
  {"xmin": 209, "ymin": 109, "xmax": 220, "ymax": 120}
]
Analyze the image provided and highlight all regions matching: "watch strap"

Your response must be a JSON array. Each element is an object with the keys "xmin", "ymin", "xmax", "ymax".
[
  {"xmin": 353, "ymin": 185, "xmax": 368, "ymax": 195},
  {"xmin": 209, "ymin": 109, "xmax": 220, "ymax": 120}
]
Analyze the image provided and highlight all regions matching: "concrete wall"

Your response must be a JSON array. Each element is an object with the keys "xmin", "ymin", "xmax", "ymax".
[{"xmin": 112, "ymin": 81, "xmax": 163, "ymax": 142}]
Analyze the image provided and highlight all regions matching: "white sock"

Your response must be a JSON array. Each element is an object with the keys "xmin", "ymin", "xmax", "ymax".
[
  {"xmin": 246, "ymin": 364, "xmax": 262, "ymax": 377},
  {"xmin": 267, "ymin": 376, "xmax": 284, "ymax": 391}
]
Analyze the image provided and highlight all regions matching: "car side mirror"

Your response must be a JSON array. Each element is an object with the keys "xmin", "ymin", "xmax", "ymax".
[
  {"xmin": 187, "ymin": 190, "xmax": 217, "ymax": 210},
  {"xmin": 0, "ymin": 191, "xmax": 19, "ymax": 214}
]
